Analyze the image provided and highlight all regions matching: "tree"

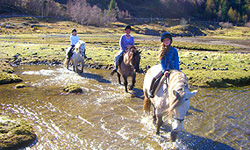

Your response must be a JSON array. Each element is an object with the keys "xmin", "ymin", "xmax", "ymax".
[
  {"xmin": 228, "ymin": 7, "xmax": 237, "ymax": 22},
  {"xmin": 108, "ymin": 0, "xmax": 119, "ymax": 19},
  {"xmin": 109, "ymin": 0, "xmax": 116, "ymax": 11},
  {"xmin": 220, "ymin": 1, "xmax": 228, "ymax": 21},
  {"xmin": 205, "ymin": 0, "xmax": 216, "ymax": 19}
]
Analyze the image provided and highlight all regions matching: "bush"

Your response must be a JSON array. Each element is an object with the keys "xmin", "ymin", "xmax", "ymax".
[
  {"xmin": 245, "ymin": 22, "xmax": 250, "ymax": 27},
  {"xmin": 219, "ymin": 22, "xmax": 233, "ymax": 28}
]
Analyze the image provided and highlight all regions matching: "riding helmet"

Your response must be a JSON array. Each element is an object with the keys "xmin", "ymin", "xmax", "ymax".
[
  {"xmin": 124, "ymin": 25, "xmax": 132, "ymax": 30},
  {"xmin": 72, "ymin": 28, "xmax": 77, "ymax": 33},
  {"xmin": 161, "ymin": 32, "xmax": 172, "ymax": 44}
]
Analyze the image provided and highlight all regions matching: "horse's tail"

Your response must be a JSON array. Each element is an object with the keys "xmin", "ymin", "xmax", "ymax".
[{"xmin": 143, "ymin": 92, "xmax": 151, "ymax": 113}]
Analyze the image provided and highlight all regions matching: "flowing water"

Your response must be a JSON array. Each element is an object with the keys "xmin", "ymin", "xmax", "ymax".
[{"xmin": 0, "ymin": 65, "xmax": 249, "ymax": 150}]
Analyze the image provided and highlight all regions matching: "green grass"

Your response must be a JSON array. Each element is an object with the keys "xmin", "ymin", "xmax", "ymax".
[
  {"xmin": 0, "ymin": 17, "xmax": 249, "ymax": 87},
  {"xmin": 173, "ymin": 41, "xmax": 240, "ymax": 51}
]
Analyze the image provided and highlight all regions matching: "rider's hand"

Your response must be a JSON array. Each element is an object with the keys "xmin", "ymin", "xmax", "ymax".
[{"xmin": 164, "ymin": 70, "xmax": 169, "ymax": 77}]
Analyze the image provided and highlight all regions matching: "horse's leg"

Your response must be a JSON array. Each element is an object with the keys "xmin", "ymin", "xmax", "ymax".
[
  {"xmin": 123, "ymin": 75, "xmax": 128, "ymax": 92},
  {"xmin": 73, "ymin": 62, "xmax": 76, "ymax": 72},
  {"xmin": 81, "ymin": 60, "xmax": 84, "ymax": 73},
  {"xmin": 117, "ymin": 73, "xmax": 121, "ymax": 85},
  {"xmin": 129, "ymin": 73, "xmax": 136, "ymax": 90},
  {"xmin": 76, "ymin": 63, "xmax": 80, "ymax": 73},
  {"xmin": 66, "ymin": 58, "xmax": 70, "ymax": 69},
  {"xmin": 156, "ymin": 109, "xmax": 163, "ymax": 135},
  {"xmin": 152, "ymin": 105, "xmax": 156, "ymax": 125}
]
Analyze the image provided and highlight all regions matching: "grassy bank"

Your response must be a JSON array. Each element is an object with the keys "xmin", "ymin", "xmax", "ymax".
[
  {"xmin": 0, "ymin": 116, "xmax": 36, "ymax": 149},
  {"xmin": 0, "ymin": 17, "xmax": 249, "ymax": 87}
]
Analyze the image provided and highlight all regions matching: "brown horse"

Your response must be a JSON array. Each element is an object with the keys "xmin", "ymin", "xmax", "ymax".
[{"xmin": 111, "ymin": 46, "xmax": 141, "ymax": 92}]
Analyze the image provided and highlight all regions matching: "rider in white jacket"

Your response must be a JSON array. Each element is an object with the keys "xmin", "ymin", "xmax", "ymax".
[{"xmin": 68, "ymin": 29, "xmax": 79, "ymax": 59}]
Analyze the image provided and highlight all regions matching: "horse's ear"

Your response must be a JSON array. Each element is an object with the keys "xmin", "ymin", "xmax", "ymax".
[{"xmin": 173, "ymin": 90, "xmax": 180, "ymax": 99}]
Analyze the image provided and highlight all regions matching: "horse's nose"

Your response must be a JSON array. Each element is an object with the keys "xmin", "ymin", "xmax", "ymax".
[{"xmin": 172, "ymin": 119, "xmax": 184, "ymax": 131}]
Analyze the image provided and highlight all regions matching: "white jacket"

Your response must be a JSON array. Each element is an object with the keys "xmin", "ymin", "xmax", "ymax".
[{"xmin": 70, "ymin": 35, "xmax": 79, "ymax": 46}]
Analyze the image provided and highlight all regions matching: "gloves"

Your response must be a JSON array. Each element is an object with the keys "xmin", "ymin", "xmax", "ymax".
[{"xmin": 164, "ymin": 70, "xmax": 169, "ymax": 77}]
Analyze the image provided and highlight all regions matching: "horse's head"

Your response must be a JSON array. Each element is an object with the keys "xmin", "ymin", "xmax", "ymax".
[
  {"xmin": 127, "ymin": 46, "xmax": 141, "ymax": 72},
  {"xmin": 75, "ymin": 41, "xmax": 86, "ymax": 56},
  {"xmin": 169, "ymin": 87, "xmax": 197, "ymax": 132}
]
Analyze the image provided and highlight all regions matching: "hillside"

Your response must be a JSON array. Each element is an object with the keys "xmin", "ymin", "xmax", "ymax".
[
  {"xmin": 68, "ymin": 0, "xmax": 202, "ymax": 18},
  {"xmin": 0, "ymin": 0, "xmax": 249, "ymax": 24}
]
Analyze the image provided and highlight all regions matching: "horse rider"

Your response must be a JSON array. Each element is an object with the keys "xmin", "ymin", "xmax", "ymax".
[
  {"xmin": 111, "ymin": 25, "xmax": 135, "ymax": 74},
  {"xmin": 149, "ymin": 32, "xmax": 180, "ymax": 98},
  {"xmin": 68, "ymin": 29, "xmax": 89, "ymax": 60},
  {"xmin": 68, "ymin": 29, "xmax": 79, "ymax": 59}
]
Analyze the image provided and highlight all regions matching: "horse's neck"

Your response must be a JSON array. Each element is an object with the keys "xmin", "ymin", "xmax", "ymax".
[{"xmin": 123, "ymin": 54, "xmax": 133, "ymax": 66}]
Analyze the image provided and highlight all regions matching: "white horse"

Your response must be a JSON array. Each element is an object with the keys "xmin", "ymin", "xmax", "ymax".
[
  {"xmin": 64, "ymin": 41, "xmax": 86, "ymax": 73},
  {"xmin": 143, "ymin": 64, "xmax": 197, "ymax": 141}
]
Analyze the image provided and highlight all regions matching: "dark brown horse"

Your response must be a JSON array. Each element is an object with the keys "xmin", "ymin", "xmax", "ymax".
[{"xmin": 111, "ymin": 46, "xmax": 141, "ymax": 92}]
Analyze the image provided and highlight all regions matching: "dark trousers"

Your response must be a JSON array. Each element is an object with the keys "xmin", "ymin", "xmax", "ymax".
[
  {"xmin": 68, "ymin": 45, "xmax": 75, "ymax": 59},
  {"xmin": 149, "ymin": 71, "xmax": 164, "ymax": 98}
]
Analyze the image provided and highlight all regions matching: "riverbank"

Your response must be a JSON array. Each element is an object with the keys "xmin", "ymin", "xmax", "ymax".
[
  {"xmin": 0, "ymin": 116, "xmax": 36, "ymax": 149},
  {"xmin": 0, "ymin": 17, "xmax": 249, "ymax": 88}
]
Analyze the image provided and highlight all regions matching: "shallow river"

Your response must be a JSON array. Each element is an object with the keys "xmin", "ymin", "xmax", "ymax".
[{"xmin": 0, "ymin": 65, "xmax": 249, "ymax": 150}]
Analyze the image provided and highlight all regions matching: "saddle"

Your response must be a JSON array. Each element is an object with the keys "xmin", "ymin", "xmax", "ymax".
[
  {"xmin": 117, "ymin": 53, "xmax": 125, "ymax": 67},
  {"xmin": 155, "ymin": 71, "xmax": 171, "ymax": 95}
]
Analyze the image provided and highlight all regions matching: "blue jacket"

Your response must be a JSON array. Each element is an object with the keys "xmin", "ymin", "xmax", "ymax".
[
  {"xmin": 119, "ymin": 34, "xmax": 134, "ymax": 51},
  {"xmin": 160, "ymin": 46, "xmax": 180, "ymax": 73}
]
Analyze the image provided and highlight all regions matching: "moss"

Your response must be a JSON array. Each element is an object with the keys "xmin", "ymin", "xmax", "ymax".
[
  {"xmin": 0, "ymin": 72, "xmax": 22, "ymax": 85},
  {"xmin": 0, "ymin": 116, "xmax": 37, "ymax": 149},
  {"xmin": 63, "ymin": 84, "xmax": 83, "ymax": 93}
]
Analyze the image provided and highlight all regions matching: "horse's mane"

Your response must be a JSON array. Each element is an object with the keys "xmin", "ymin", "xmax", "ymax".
[
  {"xmin": 167, "ymin": 71, "xmax": 188, "ymax": 118},
  {"xmin": 124, "ymin": 46, "xmax": 137, "ymax": 63},
  {"xmin": 74, "ymin": 41, "xmax": 85, "ymax": 53}
]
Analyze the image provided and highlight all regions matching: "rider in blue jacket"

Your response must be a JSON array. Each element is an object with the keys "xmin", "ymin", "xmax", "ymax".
[
  {"xmin": 149, "ymin": 32, "xmax": 180, "ymax": 98},
  {"xmin": 111, "ymin": 25, "xmax": 134, "ymax": 74}
]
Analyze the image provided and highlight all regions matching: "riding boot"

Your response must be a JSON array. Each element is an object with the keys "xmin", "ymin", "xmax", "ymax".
[
  {"xmin": 111, "ymin": 55, "xmax": 119, "ymax": 75},
  {"xmin": 149, "ymin": 76, "xmax": 162, "ymax": 98},
  {"xmin": 68, "ymin": 46, "xmax": 74, "ymax": 60}
]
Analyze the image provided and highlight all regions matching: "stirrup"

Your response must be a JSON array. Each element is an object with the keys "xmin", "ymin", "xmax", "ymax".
[{"xmin": 149, "ymin": 91, "xmax": 154, "ymax": 98}]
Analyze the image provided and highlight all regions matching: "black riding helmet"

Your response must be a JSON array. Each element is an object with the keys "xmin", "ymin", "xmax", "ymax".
[
  {"xmin": 124, "ymin": 25, "xmax": 132, "ymax": 30},
  {"xmin": 72, "ymin": 29, "xmax": 77, "ymax": 33},
  {"xmin": 161, "ymin": 32, "xmax": 172, "ymax": 45}
]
